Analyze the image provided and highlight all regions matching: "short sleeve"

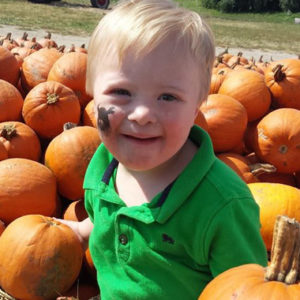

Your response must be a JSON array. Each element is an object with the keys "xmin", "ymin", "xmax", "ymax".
[
  {"xmin": 84, "ymin": 189, "xmax": 95, "ymax": 223},
  {"xmin": 204, "ymin": 196, "xmax": 268, "ymax": 277}
]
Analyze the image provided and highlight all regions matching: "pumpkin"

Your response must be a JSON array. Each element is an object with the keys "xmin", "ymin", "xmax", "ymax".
[
  {"xmin": 47, "ymin": 52, "xmax": 92, "ymax": 108},
  {"xmin": 0, "ymin": 142, "xmax": 8, "ymax": 161},
  {"xmin": 248, "ymin": 182, "xmax": 300, "ymax": 250},
  {"xmin": 0, "ymin": 121, "xmax": 41, "ymax": 161},
  {"xmin": 252, "ymin": 108, "xmax": 300, "ymax": 174},
  {"xmin": 20, "ymin": 47, "xmax": 63, "ymax": 92},
  {"xmin": 63, "ymin": 199, "xmax": 88, "ymax": 222},
  {"xmin": 0, "ymin": 214, "xmax": 83, "ymax": 300},
  {"xmin": 82, "ymin": 99, "xmax": 97, "ymax": 128},
  {"xmin": 37, "ymin": 32, "xmax": 58, "ymax": 48},
  {"xmin": 0, "ymin": 79, "xmax": 23, "ymax": 122},
  {"xmin": 257, "ymin": 171, "xmax": 297, "ymax": 187},
  {"xmin": 198, "ymin": 215, "xmax": 300, "ymax": 300},
  {"xmin": 44, "ymin": 125, "xmax": 101, "ymax": 200},
  {"xmin": 0, "ymin": 46, "xmax": 20, "ymax": 86},
  {"xmin": 199, "ymin": 94, "xmax": 248, "ymax": 152},
  {"xmin": 22, "ymin": 81, "xmax": 81, "ymax": 139},
  {"xmin": 264, "ymin": 58, "xmax": 300, "ymax": 109},
  {"xmin": 209, "ymin": 68, "xmax": 232, "ymax": 94},
  {"xmin": 82, "ymin": 248, "xmax": 97, "ymax": 282},
  {"xmin": 217, "ymin": 152, "xmax": 275, "ymax": 184},
  {"xmin": 0, "ymin": 158, "xmax": 58, "ymax": 224},
  {"xmin": 296, "ymin": 172, "xmax": 300, "ymax": 188},
  {"xmin": 218, "ymin": 68, "xmax": 271, "ymax": 121}
]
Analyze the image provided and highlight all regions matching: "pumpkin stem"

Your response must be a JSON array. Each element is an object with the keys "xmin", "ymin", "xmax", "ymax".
[
  {"xmin": 250, "ymin": 163, "xmax": 277, "ymax": 176},
  {"xmin": 47, "ymin": 93, "xmax": 59, "ymax": 104},
  {"xmin": 272, "ymin": 64, "xmax": 286, "ymax": 82},
  {"xmin": 63, "ymin": 122, "xmax": 77, "ymax": 131},
  {"xmin": 0, "ymin": 124, "xmax": 17, "ymax": 140},
  {"xmin": 265, "ymin": 215, "xmax": 300, "ymax": 284}
]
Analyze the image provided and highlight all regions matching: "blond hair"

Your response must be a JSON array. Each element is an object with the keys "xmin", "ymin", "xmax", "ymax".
[{"xmin": 86, "ymin": 0, "xmax": 215, "ymax": 101}]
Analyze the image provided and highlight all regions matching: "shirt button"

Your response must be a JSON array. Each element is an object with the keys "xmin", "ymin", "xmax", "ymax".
[{"xmin": 119, "ymin": 234, "xmax": 128, "ymax": 245}]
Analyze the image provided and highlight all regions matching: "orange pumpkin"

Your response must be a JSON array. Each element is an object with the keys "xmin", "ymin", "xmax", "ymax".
[
  {"xmin": 22, "ymin": 81, "xmax": 81, "ymax": 139},
  {"xmin": 37, "ymin": 32, "xmax": 58, "ymax": 48},
  {"xmin": 0, "ymin": 79, "xmax": 23, "ymax": 122},
  {"xmin": 21, "ymin": 47, "xmax": 63, "ymax": 92},
  {"xmin": 0, "ymin": 142, "xmax": 8, "ymax": 161},
  {"xmin": 257, "ymin": 171, "xmax": 297, "ymax": 187},
  {"xmin": 0, "ymin": 220, "xmax": 5, "ymax": 236},
  {"xmin": 248, "ymin": 182, "xmax": 300, "ymax": 250},
  {"xmin": 200, "ymin": 94, "xmax": 248, "ymax": 152},
  {"xmin": 194, "ymin": 109, "xmax": 208, "ymax": 132},
  {"xmin": 209, "ymin": 68, "xmax": 232, "ymax": 94},
  {"xmin": 264, "ymin": 58, "xmax": 300, "ymax": 109},
  {"xmin": 0, "ymin": 158, "xmax": 58, "ymax": 224},
  {"xmin": 82, "ymin": 99, "xmax": 97, "ymax": 128},
  {"xmin": 63, "ymin": 199, "xmax": 88, "ymax": 222},
  {"xmin": 218, "ymin": 68, "xmax": 271, "ymax": 121},
  {"xmin": 217, "ymin": 152, "xmax": 275, "ymax": 184},
  {"xmin": 47, "ymin": 52, "xmax": 92, "ymax": 108},
  {"xmin": 252, "ymin": 108, "xmax": 300, "ymax": 174},
  {"xmin": 0, "ymin": 214, "xmax": 83, "ymax": 300},
  {"xmin": 45, "ymin": 125, "xmax": 101, "ymax": 201},
  {"xmin": 0, "ymin": 46, "xmax": 20, "ymax": 86},
  {"xmin": 0, "ymin": 121, "xmax": 41, "ymax": 161}
]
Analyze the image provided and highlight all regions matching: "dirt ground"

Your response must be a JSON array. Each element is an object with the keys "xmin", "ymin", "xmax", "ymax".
[{"xmin": 0, "ymin": 24, "xmax": 297, "ymax": 61}]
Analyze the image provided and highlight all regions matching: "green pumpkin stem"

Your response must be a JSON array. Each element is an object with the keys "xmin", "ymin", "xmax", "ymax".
[{"xmin": 265, "ymin": 215, "xmax": 300, "ymax": 284}]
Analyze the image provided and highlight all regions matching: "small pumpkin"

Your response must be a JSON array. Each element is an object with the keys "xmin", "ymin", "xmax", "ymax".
[
  {"xmin": 22, "ymin": 81, "xmax": 81, "ymax": 139},
  {"xmin": 82, "ymin": 99, "xmax": 97, "ymax": 128},
  {"xmin": 44, "ymin": 125, "xmax": 101, "ymax": 201},
  {"xmin": 200, "ymin": 94, "xmax": 248, "ymax": 152},
  {"xmin": 0, "ymin": 79, "xmax": 23, "ymax": 122},
  {"xmin": 218, "ymin": 68, "xmax": 271, "ymax": 121},
  {"xmin": 0, "ymin": 214, "xmax": 83, "ymax": 300},
  {"xmin": 264, "ymin": 58, "xmax": 300, "ymax": 109},
  {"xmin": 47, "ymin": 52, "xmax": 92, "ymax": 108},
  {"xmin": 63, "ymin": 199, "xmax": 88, "ymax": 222},
  {"xmin": 252, "ymin": 108, "xmax": 300, "ymax": 174},
  {"xmin": 0, "ymin": 121, "xmax": 41, "ymax": 161},
  {"xmin": 0, "ymin": 158, "xmax": 58, "ymax": 224},
  {"xmin": 0, "ymin": 45, "xmax": 20, "ymax": 86}
]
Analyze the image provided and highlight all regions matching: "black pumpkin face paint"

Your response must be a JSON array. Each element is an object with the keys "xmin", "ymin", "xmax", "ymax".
[{"xmin": 97, "ymin": 106, "xmax": 115, "ymax": 132}]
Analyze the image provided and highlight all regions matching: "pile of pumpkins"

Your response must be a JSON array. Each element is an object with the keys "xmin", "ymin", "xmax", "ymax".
[{"xmin": 0, "ymin": 30, "xmax": 300, "ymax": 299}]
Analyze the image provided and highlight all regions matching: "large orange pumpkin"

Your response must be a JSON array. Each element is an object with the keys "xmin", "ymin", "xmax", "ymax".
[
  {"xmin": 252, "ymin": 108, "xmax": 300, "ymax": 174},
  {"xmin": 0, "ymin": 121, "xmax": 41, "ymax": 161},
  {"xmin": 0, "ymin": 214, "xmax": 83, "ymax": 300},
  {"xmin": 0, "ymin": 79, "xmax": 23, "ymax": 122},
  {"xmin": 47, "ymin": 52, "xmax": 92, "ymax": 108},
  {"xmin": 44, "ymin": 125, "xmax": 101, "ymax": 200},
  {"xmin": 264, "ymin": 58, "xmax": 300, "ymax": 109},
  {"xmin": 0, "ymin": 158, "xmax": 58, "ymax": 224},
  {"xmin": 198, "ymin": 215, "xmax": 300, "ymax": 300},
  {"xmin": 248, "ymin": 182, "xmax": 300, "ymax": 250},
  {"xmin": 200, "ymin": 94, "xmax": 248, "ymax": 152},
  {"xmin": 22, "ymin": 81, "xmax": 81, "ymax": 139},
  {"xmin": 20, "ymin": 47, "xmax": 63, "ymax": 92},
  {"xmin": 0, "ymin": 46, "xmax": 20, "ymax": 86},
  {"xmin": 218, "ymin": 68, "xmax": 271, "ymax": 121}
]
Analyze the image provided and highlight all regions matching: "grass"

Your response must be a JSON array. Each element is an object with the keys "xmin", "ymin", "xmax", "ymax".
[{"xmin": 0, "ymin": 0, "xmax": 300, "ymax": 53}]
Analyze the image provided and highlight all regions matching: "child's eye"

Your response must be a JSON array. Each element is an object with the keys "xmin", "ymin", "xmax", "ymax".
[
  {"xmin": 112, "ymin": 88, "xmax": 131, "ymax": 96},
  {"xmin": 158, "ymin": 94, "xmax": 177, "ymax": 102}
]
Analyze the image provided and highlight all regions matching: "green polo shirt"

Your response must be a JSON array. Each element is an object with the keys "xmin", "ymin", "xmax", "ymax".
[{"xmin": 84, "ymin": 125, "xmax": 268, "ymax": 300}]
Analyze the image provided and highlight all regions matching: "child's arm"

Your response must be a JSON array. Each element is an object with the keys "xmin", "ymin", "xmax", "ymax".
[{"xmin": 55, "ymin": 217, "xmax": 93, "ymax": 251}]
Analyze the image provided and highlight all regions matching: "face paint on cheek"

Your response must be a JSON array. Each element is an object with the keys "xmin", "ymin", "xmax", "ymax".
[{"xmin": 97, "ymin": 106, "xmax": 115, "ymax": 133}]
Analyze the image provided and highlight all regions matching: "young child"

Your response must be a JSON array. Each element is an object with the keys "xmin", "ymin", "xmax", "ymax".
[{"xmin": 60, "ymin": 0, "xmax": 268, "ymax": 299}]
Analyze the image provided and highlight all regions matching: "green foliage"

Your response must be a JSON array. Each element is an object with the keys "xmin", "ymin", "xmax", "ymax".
[
  {"xmin": 201, "ymin": 0, "xmax": 282, "ymax": 12},
  {"xmin": 279, "ymin": 0, "xmax": 300, "ymax": 12}
]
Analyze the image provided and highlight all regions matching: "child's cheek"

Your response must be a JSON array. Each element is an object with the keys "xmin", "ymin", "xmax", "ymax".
[{"xmin": 96, "ymin": 105, "xmax": 124, "ymax": 135}]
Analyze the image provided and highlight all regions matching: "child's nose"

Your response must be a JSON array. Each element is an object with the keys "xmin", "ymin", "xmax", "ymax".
[{"xmin": 127, "ymin": 104, "xmax": 157, "ymax": 126}]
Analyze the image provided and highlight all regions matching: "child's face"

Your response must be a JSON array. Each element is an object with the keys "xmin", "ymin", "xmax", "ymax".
[{"xmin": 93, "ymin": 37, "xmax": 203, "ymax": 171}]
